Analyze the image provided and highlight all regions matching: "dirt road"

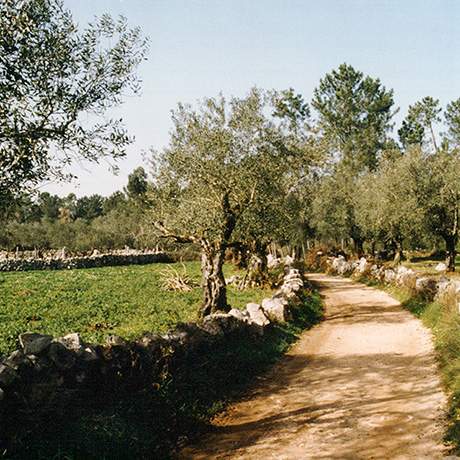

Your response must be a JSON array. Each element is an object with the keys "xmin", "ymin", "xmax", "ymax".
[{"xmin": 179, "ymin": 274, "xmax": 447, "ymax": 459}]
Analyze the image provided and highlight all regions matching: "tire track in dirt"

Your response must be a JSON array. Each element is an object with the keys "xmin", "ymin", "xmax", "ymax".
[{"xmin": 178, "ymin": 274, "xmax": 447, "ymax": 459}]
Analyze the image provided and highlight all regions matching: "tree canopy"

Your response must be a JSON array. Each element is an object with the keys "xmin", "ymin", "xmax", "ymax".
[{"xmin": 0, "ymin": 0, "xmax": 148, "ymax": 206}]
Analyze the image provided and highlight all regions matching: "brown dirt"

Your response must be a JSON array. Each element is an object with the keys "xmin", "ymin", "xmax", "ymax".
[{"xmin": 178, "ymin": 274, "xmax": 447, "ymax": 459}]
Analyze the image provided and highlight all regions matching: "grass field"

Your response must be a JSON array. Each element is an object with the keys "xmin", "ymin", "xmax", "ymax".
[
  {"xmin": 403, "ymin": 254, "xmax": 460, "ymax": 277},
  {"xmin": 0, "ymin": 261, "xmax": 272, "ymax": 357}
]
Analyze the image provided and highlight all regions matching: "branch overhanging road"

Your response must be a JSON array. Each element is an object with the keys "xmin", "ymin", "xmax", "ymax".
[{"xmin": 179, "ymin": 274, "xmax": 447, "ymax": 460}]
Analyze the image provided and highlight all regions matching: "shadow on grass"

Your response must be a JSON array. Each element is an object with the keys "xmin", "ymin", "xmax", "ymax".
[{"xmin": 7, "ymin": 292, "xmax": 323, "ymax": 460}]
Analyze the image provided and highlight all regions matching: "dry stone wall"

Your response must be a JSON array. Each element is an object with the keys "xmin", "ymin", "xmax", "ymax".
[
  {"xmin": 0, "ymin": 250, "xmax": 173, "ymax": 272},
  {"xmin": 326, "ymin": 255, "xmax": 460, "ymax": 307}
]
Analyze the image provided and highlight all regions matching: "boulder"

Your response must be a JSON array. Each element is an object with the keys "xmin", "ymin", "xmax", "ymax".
[
  {"xmin": 4, "ymin": 350, "xmax": 30, "ymax": 373},
  {"xmin": 228, "ymin": 308, "xmax": 249, "ymax": 322},
  {"xmin": 384, "ymin": 269, "xmax": 396, "ymax": 283},
  {"xmin": 81, "ymin": 346, "xmax": 99, "ymax": 362},
  {"xmin": 331, "ymin": 256, "xmax": 353, "ymax": 276},
  {"xmin": 435, "ymin": 262, "xmax": 447, "ymax": 272},
  {"xmin": 261, "ymin": 296, "xmax": 290, "ymax": 323},
  {"xmin": 283, "ymin": 255, "xmax": 295, "ymax": 266},
  {"xmin": 415, "ymin": 277, "xmax": 438, "ymax": 300},
  {"xmin": 200, "ymin": 316, "xmax": 226, "ymax": 337},
  {"xmin": 57, "ymin": 333, "xmax": 84, "ymax": 353},
  {"xmin": 245, "ymin": 303, "xmax": 270, "ymax": 327},
  {"xmin": 19, "ymin": 333, "xmax": 53, "ymax": 355},
  {"xmin": 357, "ymin": 257, "xmax": 370, "ymax": 274},
  {"xmin": 48, "ymin": 342, "xmax": 76, "ymax": 370},
  {"xmin": 106, "ymin": 335, "xmax": 127, "ymax": 347},
  {"xmin": 267, "ymin": 254, "xmax": 281, "ymax": 269}
]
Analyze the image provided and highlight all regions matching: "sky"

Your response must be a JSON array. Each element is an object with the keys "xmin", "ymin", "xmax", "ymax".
[{"xmin": 44, "ymin": 0, "xmax": 460, "ymax": 197}]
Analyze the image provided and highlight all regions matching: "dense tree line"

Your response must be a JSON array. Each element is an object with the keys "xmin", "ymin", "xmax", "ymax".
[{"xmin": 0, "ymin": 167, "xmax": 156, "ymax": 251}]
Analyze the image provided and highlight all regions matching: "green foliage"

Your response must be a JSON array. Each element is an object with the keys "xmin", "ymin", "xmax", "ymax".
[
  {"xmin": 445, "ymin": 98, "xmax": 460, "ymax": 147},
  {"xmin": 125, "ymin": 166, "xmax": 148, "ymax": 201},
  {"xmin": 151, "ymin": 87, "xmax": 315, "ymax": 244},
  {"xmin": 0, "ymin": 0, "xmax": 149, "ymax": 202},
  {"xmin": 0, "ymin": 262, "xmax": 271, "ymax": 357},
  {"xmin": 398, "ymin": 96, "xmax": 442, "ymax": 149}
]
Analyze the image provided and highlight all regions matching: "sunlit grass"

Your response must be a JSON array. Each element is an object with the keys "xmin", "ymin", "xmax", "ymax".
[{"xmin": 0, "ymin": 261, "xmax": 272, "ymax": 357}]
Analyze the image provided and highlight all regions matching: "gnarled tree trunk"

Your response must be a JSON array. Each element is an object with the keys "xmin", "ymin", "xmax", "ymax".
[
  {"xmin": 393, "ymin": 239, "xmax": 404, "ymax": 264},
  {"xmin": 247, "ymin": 240, "xmax": 268, "ymax": 287},
  {"xmin": 200, "ymin": 242, "xmax": 229, "ymax": 318},
  {"xmin": 444, "ymin": 235, "xmax": 457, "ymax": 272}
]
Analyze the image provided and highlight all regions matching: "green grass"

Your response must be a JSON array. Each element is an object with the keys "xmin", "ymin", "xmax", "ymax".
[
  {"xmin": 358, "ymin": 278, "xmax": 460, "ymax": 453},
  {"xmin": 0, "ymin": 262, "xmax": 272, "ymax": 357},
  {"xmin": 5, "ymin": 277, "xmax": 323, "ymax": 460},
  {"xmin": 403, "ymin": 254, "xmax": 460, "ymax": 278}
]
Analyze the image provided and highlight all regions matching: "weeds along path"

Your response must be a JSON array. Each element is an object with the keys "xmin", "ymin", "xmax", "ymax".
[{"xmin": 178, "ymin": 274, "xmax": 447, "ymax": 459}]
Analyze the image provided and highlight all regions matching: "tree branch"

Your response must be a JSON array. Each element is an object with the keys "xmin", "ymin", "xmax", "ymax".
[{"xmin": 153, "ymin": 221, "xmax": 198, "ymax": 244}]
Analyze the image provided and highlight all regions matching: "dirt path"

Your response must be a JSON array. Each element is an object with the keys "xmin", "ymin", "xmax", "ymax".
[{"xmin": 178, "ymin": 274, "xmax": 447, "ymax": 459}]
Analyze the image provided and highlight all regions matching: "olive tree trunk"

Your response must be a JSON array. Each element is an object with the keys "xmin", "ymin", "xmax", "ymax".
[
  {"xmin": 200, "ymin": 242, "xmax": 229, "ymax": 318},
  {"xmin": 247, "ymin": 240, "xmax": 268, "ymax": 286},
  {"xmin": 393, "ymin": 239, "xmax": 404, "ymax": 264},
  {"xmin": 444, "ymin": 206, "xmax": 459, "ymax": 272},
  {"xmin": 445, "ymin": 235, "xmax": 457, "ymax": 272}
]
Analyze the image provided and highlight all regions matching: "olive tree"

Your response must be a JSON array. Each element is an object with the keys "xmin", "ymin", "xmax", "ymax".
[
  {"xmin": 0, "ymin": 0, "xmax": 148, "ymax": 204},
  {"xmin": 151, "ymin": 88, "xmax": 314, "ymax": 316},
  {"xmin": 354, "ymin": 151, "xmax": 424, "ymax": 262}
]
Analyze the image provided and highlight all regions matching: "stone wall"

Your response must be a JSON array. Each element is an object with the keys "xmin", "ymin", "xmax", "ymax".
[
  {"xmin": 0, "ymin": 250, "xmax": 173, "ymax": 272},
  {"xmin": 0, "ymin": 264, "xmax": 307, "ymax": 453},
  {"xmin": 325, "ymin": 255, "xmax": 460, "ymax": 307}
]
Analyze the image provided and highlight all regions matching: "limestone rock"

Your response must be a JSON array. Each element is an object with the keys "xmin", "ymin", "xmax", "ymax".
[
  {"xmin": 0, "ymin": 364, "xmax": 17, "ymax": 387},
  {"xmin": 415, "ymin": 277, "xmax": 438, "ymax": 300},
  {"xmin": 57, "ymin": 333, "xmax": 84, "ymax": 353},
  {"xmin": 228, "ymin": 308, "xmax": 249, "ymax": 322},
  {"xmin": 106, "ymin": 335, "xmax": 127, "ymax": 347},
  {"xmin": 245, "ymin": 303, "xmax": 270, "ymax": 327},
  {"xmin": 261, "ymin": 297, "xmax": 290, "ymax": 323},
  {"xmin": 19, "ymin": 333, "xmax": 53, "ymax": 355},
  {"xmin": 48, "ymin": 342, "xmax": 76, "ymax": 370}
]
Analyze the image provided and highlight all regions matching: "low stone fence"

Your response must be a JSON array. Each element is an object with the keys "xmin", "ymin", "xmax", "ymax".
[
  {"xmin": 0, "ymin": 251, "xmax": 173, "ymax": 272},
  {"xmin": 326, "ymin": 255, "xmax": 460, "ymax": 309},
  {"xmin": 0, "ymin": 264, "xmax": 307, "ymax": 453}
]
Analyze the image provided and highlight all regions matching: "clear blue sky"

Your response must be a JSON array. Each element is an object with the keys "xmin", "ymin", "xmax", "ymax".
[{"xmin": 44, "ymin": 0, "xmax": 460, "ymax": 197}]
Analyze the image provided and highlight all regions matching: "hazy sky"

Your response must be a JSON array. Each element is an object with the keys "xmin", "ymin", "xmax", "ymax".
[{"xmin": 44, "ymin": 0, "xmax": 460, "ymax": 197}]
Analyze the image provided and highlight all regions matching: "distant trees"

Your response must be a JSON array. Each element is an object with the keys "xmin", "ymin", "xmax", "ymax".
[
  {"xmin": 4, "ymin": 54, "xmax": 460, "ymax": 280},
  {"xmin": 398, "ymin": 97, "xmax": 442, "ymax": 150},
  {"xmin": 0, "ymin": 167, "xmax": 154, "ymax": 252},
  {"xmin": 0, "ymin": 0, "xmax": 148, "ymax": 206}
]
